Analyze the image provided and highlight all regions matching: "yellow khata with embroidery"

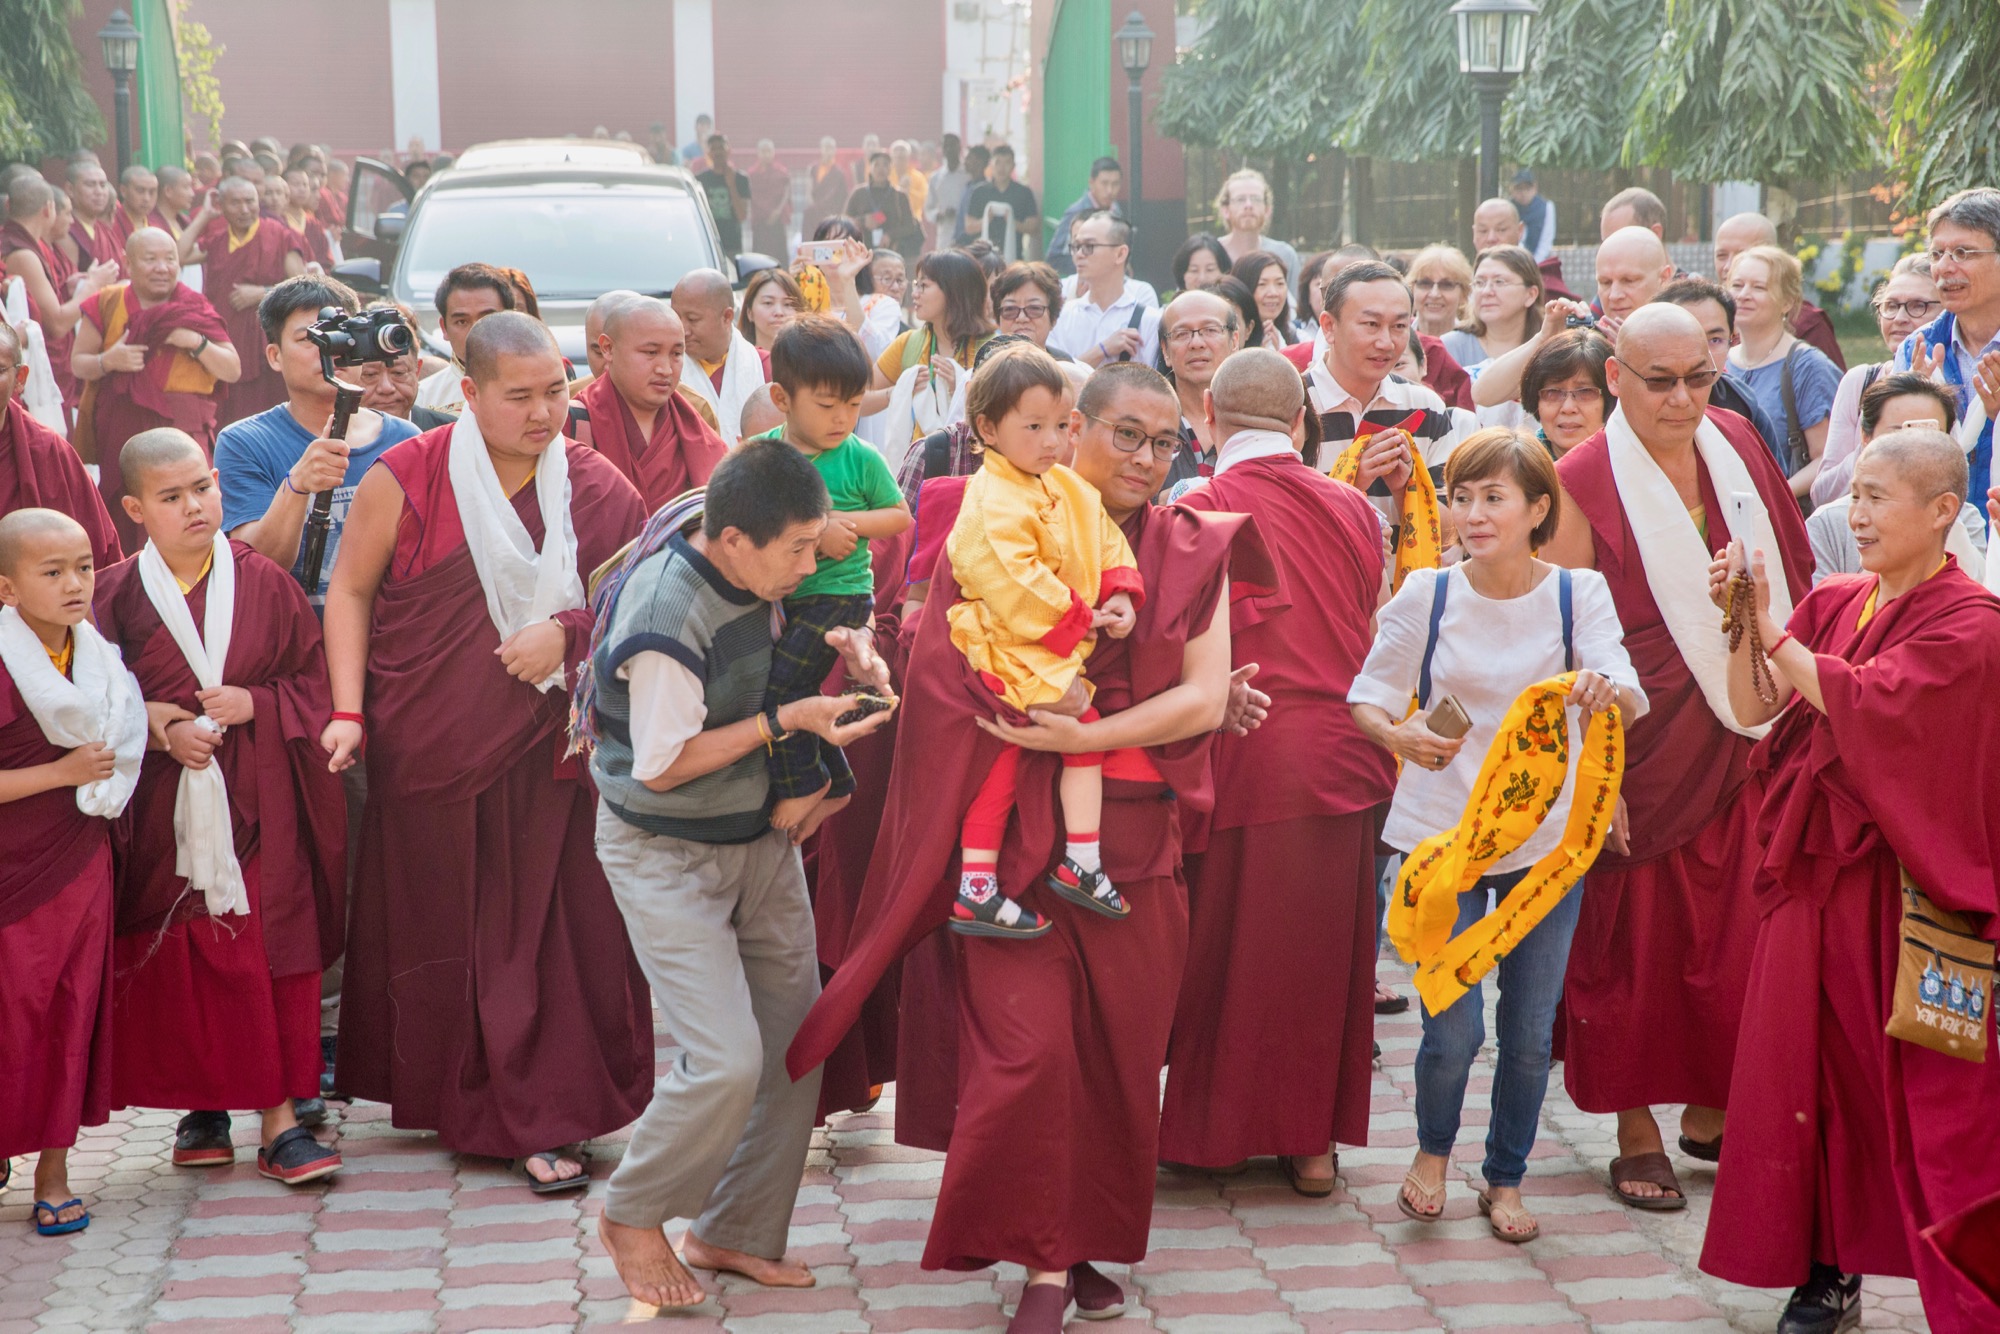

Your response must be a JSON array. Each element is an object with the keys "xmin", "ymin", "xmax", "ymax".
[
  {"xmin": 1326, "ymin": 411, "xmax": 1440, "ymax": 590},
  {"xmin": 1387, "ymin": 673, "xmax": 1625, "ymax": 1016}
]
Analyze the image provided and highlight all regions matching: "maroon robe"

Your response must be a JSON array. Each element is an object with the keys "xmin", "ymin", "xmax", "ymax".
[
  {"xmin": 790, "ymin": 495, "xmax": 1267, "ymax": 1271},
  {"xmin": 0, "ymin": 659, "xmax": 116, "ymax": 1157},
  {"xmin": 67, "ymin": 217, "xmax": 120, "ymax": 274},
  {"xmin": 1162, "ymin": 453, "xmax": 1394, "ymax": 1165},
  {"xmin": 571, "ymin": 373, "xmax": 727, "ymax": 509},
  {"xmin": 75, "ymin": 282, "xmax": 232, "ymax": 555},
  {"xmin": 1539, "ymin": 253, "xmax": 1580, "ymax": 304},
  {"xmin": 110, "ymin": 206, "xmax": 172, "ymax": 252},
  {"xmin": 1, "ymin": 219, "xmax": 78, "ymax": 413},
  {"xmin": 1554, "ymin": 407, "xmax": 1813, "ymax": 1111},
  {"xmin": 95, "ymin": 541, "xmax": 346, "ymax": 1110},
  {"xmin": 0, "ymin": 397, "xmax": 122, "ymax": 572},
  {"xmin": 335, "ymin": 427, "xmax": 654, "ymax": 1157},
  {"xmin": 195, "ymin": 217, "xmax": 305, "ymax": 427},
  {"xmin": 1700, "ymin": 564, "xmax": 2000, "ymax": 1333}
]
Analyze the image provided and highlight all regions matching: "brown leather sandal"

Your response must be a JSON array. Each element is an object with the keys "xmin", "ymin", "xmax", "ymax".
[
  {"xmin": 1609, "ymin": 1152, "xmax": 1688, "ymax": 1211},
  {"xmin": 1281, "ymin": 1154, "xmax": 1337, "ymax": 1198}
]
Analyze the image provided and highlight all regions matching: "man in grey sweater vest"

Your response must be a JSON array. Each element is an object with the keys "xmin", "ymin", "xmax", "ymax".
[{"xmin": 587, "ymin": 440, "xmax": 895, "ymax": 1308}]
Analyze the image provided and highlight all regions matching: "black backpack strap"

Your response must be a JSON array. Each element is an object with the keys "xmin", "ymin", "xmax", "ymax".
[
  {"xmin": 1780, "ymin": 342, "xmax": 1808, "ymax": 475},
  {"xmin": 921, "ymin": 429, "xmax": 954, "ymax": 480},
  {"xmin": 1559, "ymin": 567, "xmax": 1575, "ymax": 673},
  {"xmin": 1417, "ymin": 570, "xmax": 1449, "ymax": 709}
]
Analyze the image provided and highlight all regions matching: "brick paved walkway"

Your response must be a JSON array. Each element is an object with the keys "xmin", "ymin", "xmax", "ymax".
[{"xmin": 0, "ymin": 960, "xmax": 1931, "ymax": 1333}]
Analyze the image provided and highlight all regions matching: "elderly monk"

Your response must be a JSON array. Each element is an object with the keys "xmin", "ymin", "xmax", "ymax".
[
  {"xmin": 1158, "ymin": 348, "xmax": 1393, "ymax": 1193},
  {"xmin": 0, "ymin": 323, "xmax": 120, "ymax": 570},
  {"xmin": 59, "ymin": 160, "xmax": 120, "ymax": 276},
  {"xmin": 178, "ymin": 178, "xmax": 307, "ymax": 427},
  {"xmin": 71, "ymin": 229, "xmax": 240, "ymax": 553},
  {"xmin": 321, "ymin": 313, "xmax": 651, "ymax": 1193},
  {"xmin": 1714, "ymin": 212, "xmax": 1846, "ymax": 371},
  {"xmin": 96, "ymin": 429, "xmax": 346, "ymax": 1184},
  {"xmin": 672, "ymin": 268, "xmax": 769, "ymax": 447},
  {"xmin": 581, "ymin": 289, "xmax": 641, "ymax": 381},
  {"xmin": 571, "ymin": 297, "xmax": 726, "ymax": 507},
  {"xmin": 1698, "ymin": 429, "xmax": 2000, "ymax": 1333},
  {"xmin": 1542, "ymin": 304, "xmax": 1813, "ymax": 1208},
  {"xmin": 3, "ymin": 175, "xmax": 119, "ymax": 416},
  {"xmin": 790, "ymin": 361, "xmax": 1266, "ymax": 1330}
]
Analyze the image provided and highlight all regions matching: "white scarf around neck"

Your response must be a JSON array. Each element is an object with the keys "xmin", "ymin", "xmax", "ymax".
[
  {"xmin": 1603, "ymin": 405, "xmax": 1795, "ymax": 739},
  {"xmin": 678, "ymin": 326, "xmax": 768, "ymax": 448},
  {"xmin": 447, "ymin": 408, "xmax": 582, "ymax": 693},
  {"xmin": 138, "ymin": 533, "xmax": 247, "ymax": 917},
  {"xmin": 0, "ymin": 605, "xmax": 145, "ymax": 816}
]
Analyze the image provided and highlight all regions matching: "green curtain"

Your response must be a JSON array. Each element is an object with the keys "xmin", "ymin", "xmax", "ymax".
[
  {"xmin": 134, "ymin": 0, "xmax": 186, "ymax": 168},
  {"xmin": 1042, "ymin": 0, "xmax": 1112, "ymax": 222}
]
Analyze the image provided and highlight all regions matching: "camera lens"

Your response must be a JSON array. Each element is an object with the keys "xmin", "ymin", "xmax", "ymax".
[{"xmin": 379, "ymin": 321, "xmax": 415, "ymax": 356}]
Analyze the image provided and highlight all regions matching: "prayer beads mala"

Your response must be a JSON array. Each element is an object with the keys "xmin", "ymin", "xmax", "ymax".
[{"xmin": 1721, "ymin": 571, "xmax": 1780, "ymax": 706}]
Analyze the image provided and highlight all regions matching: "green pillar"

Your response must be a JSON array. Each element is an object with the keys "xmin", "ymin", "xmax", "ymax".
[
  {"xmin": 1042, "ymin": 0, "xmax": 1112, "ymax": 225},
  {"xmin": 133, "ymin": 0, "xmax": 186, "ymax": 168}
]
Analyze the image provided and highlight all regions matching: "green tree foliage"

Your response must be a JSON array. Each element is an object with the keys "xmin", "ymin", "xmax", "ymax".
[
  {"xmin": 1502, "ymin": 0, "xmax": 1660, "ymax": 171},
  {"xmin": 0, "ymin": 0, "xmax": 104, "ymax": 160},
  {"xmin": 1626, "ymin": 0, "xmax": 1897, "ymax": 184},
  {"xmin": 173, "ymin": 0, "xmax": 225, "ymax": 151},
  {"xmin": 1340, "ymin": 0, "xmax": 1478, "ymax": 163},
  {"xmin": 1154, "ymin": 0, "xmax": 1365, "ymax": 158},
  {"xmin": 1891, "ymin": 0, "xmax": 2000, "ymax": 212}
]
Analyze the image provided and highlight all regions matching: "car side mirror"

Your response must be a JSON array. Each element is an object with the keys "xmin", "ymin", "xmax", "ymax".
[
  {"xmin": 332, "ymin": 257, "xmax": 383, "ymax": 296},
  {"xmin": 375, "ymin": 212, "xmax": 406, "ymax": 245},
  {"xmin": 732, "ymin": 252, "xmax": 780, "ymax": 288}
]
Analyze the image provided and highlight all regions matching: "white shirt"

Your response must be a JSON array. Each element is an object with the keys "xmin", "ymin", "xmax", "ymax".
[
  {"xmin": 1211, "ymin": 428, "xmax": 1296, "ymax": 477},
  {"xmin": 1048, "ymin": 279, "xmax": 1162, "ymax": 368},
  {"xmin": 416, "ymin": 362, "xmax": 465, "ymax": 414},
  {"xmin": 1350, "ymin": 564, "xmax": 1647, "ymax": 875},
  {"xmin": 1060, "ymin": 273, "xmax": 1158, "ymax": 309}
]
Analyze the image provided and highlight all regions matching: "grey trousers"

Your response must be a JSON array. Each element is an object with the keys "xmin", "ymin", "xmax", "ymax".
[{"xmin": 593, "ymin": 807, "xmax": 825, "ymax": 1256}]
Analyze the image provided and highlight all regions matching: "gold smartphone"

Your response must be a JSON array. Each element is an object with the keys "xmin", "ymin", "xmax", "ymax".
[{"xmin": 1426, "ymin": 695, "xmax": 1472, "ymax": 740}]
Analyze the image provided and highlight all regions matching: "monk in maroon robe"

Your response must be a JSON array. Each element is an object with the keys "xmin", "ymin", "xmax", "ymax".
[
  {"xmin": 1696, "ymin": 430, "xmax": 2000, "ymax": 1333},
  {"xmin": 3, "ymin": 177, "xmax": 117, "ymax": 417},
  {"xmin": 323, "ymin": 314, "xmax": 652, "ymax": 1189},
  {"xmin": 0, "ymin": 340, "xmax": 122, "ymax": 571},
  {"xmin": 1545, "ymin": 305, "xmax": 1813, "ymax": 1206},
  {"xmin": 109, "ymin": 167, "xmax": 171, "ymax": 253},
  {"xmin": 71, "ymin": 230, "xmax": 240, "ymax": 554},
  {"xmin": 96, "ymin": 430, "xmax": 347, "ymax": 1183},
  {"xmin": 790, "ymin": 363, "xmax": 1266, "ymax": 1328},
  {"xmin": 60, "ymin": 161, "xmax": 121, "ymax": 277},
  {"xmin": 571, "ymin": 298, "xmax": 726, "ymax": 508},
  {"xmin": 179, "ymin": 178, "xmax": 306, "ymax": 427},
  {"xmin": 1161, "ymin": 349, "xmax": 1394, "ymax": 1190},
  {"xmin": 0, "ymin": 508, "xmax": 138, "ymax": 1235}
]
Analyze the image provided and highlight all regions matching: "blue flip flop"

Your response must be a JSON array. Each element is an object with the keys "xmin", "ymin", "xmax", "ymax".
[{"xmin": 32, "ymin": 1199, "xmax": 89, "ymax": 1236}]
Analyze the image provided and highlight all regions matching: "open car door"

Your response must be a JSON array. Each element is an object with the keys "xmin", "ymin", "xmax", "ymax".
[{"xmin": 342, "ymin": 157, "xmax": 415, "ymax": 265}]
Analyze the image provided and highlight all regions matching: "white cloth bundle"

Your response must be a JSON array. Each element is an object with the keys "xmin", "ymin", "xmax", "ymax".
[
  {"xmin": 137, "ymin": 533, "xmax": 247, "ymax": 917},
  {"xmin": 4, "ymin": 276, "xmax": 67, "ymax": 432},
  {"xmin": 678, "ymin": 327, "xmax": 769, "ymax": 447},
  {"xmin": 447, "ymin": 408, "xmax": 582, "ymax": 693},
  {"xmin": 0, "ymin": 605, "xmax": 145, "ymax": 816}
]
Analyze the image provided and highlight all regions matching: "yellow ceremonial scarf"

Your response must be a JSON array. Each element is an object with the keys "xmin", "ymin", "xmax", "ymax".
[
  {"xmin": 1857, "ymin": 556, "xmax": 1950, "ymax": 629},
  {"xmin": 46, "ymin": 630, "xmax": 73, "ymax": 676},
  {"xmin": 1328, "ymin": 410, "xmax": 1441, "ymax": 591},
  {"xmin": 173, "ymin": 548, "xmax": 216, "ymax": 594},
  {"xmin": 1388, "ymin": 672, "xmax": 1626, "ymax": 1016},
  {"xmin": 227, "ymin": 218, "xmax": 260, "ymax": 253}
]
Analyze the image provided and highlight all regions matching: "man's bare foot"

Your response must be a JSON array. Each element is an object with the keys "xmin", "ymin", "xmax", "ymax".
[
  {"xmin": 1614, "ymin": 1107, "xmax": 1670, "ymax": 1198},
  {"xmin": 793, "ymin": 793, "xmax": 851, "ymax": 843},
  {"xmin": 769, "ymin": 790, "xmax": 826, "ymax": 835},
  {"xmin": 681, "ymin": 1231, "xmax": 815, "ymax": 1288},
  {"xmin": 597, "ymin": 1215, "xmax": 705, "ymax": 1308}
]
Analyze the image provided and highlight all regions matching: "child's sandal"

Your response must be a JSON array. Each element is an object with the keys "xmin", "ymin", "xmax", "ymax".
[
  {"xmin": 950, "ymin": 887, "xmax": 1053, "ymax": 939},
  {"xmin": 1047, "ymin": 859, "xmax": 1129, "ymax": 919}
]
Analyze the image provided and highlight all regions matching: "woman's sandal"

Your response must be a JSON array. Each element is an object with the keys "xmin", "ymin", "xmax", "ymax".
[
  {"xmin": 1046, "ymin": 859, "xmax": 1129, "ymax": 919},
  {"xmin": 1281, "ymin": 1154, "xmax": 1337, "ymax": 1198},
  {"xmin": 520, "ymin": 1147, "xmax": 590, "ymax": 1194},
  {"xmin": 1609, "ymin": 1152, "xmax": 1688, "ymax": 1211},
  {"xmin": 1397, "ymin": 1169, "xmax": 1446, "ymax": 1221},
  {"xmin": 1477, "ymin": 1191, "xmax": 1540, "ymax": 1243}
]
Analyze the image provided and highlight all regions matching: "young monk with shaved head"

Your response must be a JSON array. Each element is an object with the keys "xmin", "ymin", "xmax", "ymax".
[
  {"xmin": 570, "ymin": 296, "xmax": 726, "ymax": 507},
  {"xmin": 322, "ymin": 312, "xmax": 653, "ymax": 1195},
  {"xmin": 1699, "ymin": 428, "xmax": 2000, "ymax": 1332},
  {"xmin": 94, "ymin": 429, "xmax": 347, "ymax": 1183},
  {"xmin": 0, "ymin": 507, "xmax": 146, "ymax": 1237},
  {"xmin": 1541, "ymin": 303, "xmax": 1813, "ymax": 1210}
]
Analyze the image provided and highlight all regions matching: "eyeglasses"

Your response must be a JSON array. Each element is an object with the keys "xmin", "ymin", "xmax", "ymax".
[
  {"xmin": 1411, "ymin": 279, "xmax": 1463, "ymax": 293},
  {"xmin": 1071, "ymin": 241, "xmax": 1117, "ymax": 259},
  {"xmin": 1471, "ymin": 278, "xmax": 1526, "ymax": 292},
  {"xmin": 1927, "ymin": 246, "xmax": 1998, "ymax": 267},
  {"xmin": 1879, "ymin": 298, "xmax": 1941, "ymax": 320},
  {"xmin": 1614, "ymin": 357, "xmax": 1719, "ymax": 394},
  {"xmin": 1086, "ymin": 414, "xmax": 1183, "ymax": 461},
  {"xmin": 1537, "ymin": 386, "xmax": 1604, "ymax": 407},
  {"xmin": 998, "ymin": 302, "xmax": 1050, "ymax": 321},
  {"xmin": 1166, "ymin": 322, "xmax": 1234, "ymax": 345}
]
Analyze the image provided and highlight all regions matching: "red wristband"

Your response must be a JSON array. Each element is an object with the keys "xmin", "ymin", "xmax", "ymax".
[
  {"xmin": 330, "ymin": 711, "xmax": 365, "ymax": 729},
  {"xmin": 1766, "ymin": 633, "xmax": 1793, "ymax": 658}
]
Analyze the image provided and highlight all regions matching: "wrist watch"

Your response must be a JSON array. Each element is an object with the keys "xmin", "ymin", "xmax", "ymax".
[{"xmin": 764, "ymin": 704, "xmax": 795, "ymax": 742}]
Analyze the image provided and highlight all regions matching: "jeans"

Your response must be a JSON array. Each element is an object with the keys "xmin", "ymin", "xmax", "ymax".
[{"xmin": 1412, "ymin": 868, "xmax": 1584, "ymax": 1189}]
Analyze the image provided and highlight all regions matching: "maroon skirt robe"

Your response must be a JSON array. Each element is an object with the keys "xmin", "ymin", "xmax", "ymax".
[
  {"xmin": 195, "ymin": 218, "xmax": 305, "ymax": 427},
  {"xmin": 0, "ymin": 397, "xmax": 123, "ymax": 572},
  {"xmin": 1700, "ymin": 566, "xmax": 2000, "ymax": 1333},
  {"xmin": 1162, "ymin": 453, "xmax": 1395, "ymax": 1166},
  {"xmin": 334, "ymin": 427, "xmax": 654, "ymax": 1158},
  {"xmin": 95, "ymin": 541, "xmax": 346, "ymax": 1110},
  {"xmin": 571, "ymin": 373, "xmax": 727, "ymax": 511},
  {"xmin": 1553, "ymin": 408, "xmax": 1813, "ymax": 1112}
]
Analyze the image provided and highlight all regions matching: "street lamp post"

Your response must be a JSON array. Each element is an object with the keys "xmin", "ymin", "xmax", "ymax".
[
  {"xmin": 1450, "ymin": 0, "xmax": 1537, "ymax": 202},
  {"xmin": 1116, "ymin": 11, "xmax": 1155, "ymax": 238},
  {"xmin": 98, "ymin": 8, "xmax": 142, "ymax": 177}
]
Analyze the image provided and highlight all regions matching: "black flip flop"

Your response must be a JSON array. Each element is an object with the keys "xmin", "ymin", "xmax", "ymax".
[
  {"xmin": 521, "ymin": 1149, "xmax": 590, "ymax": 1194},
  {"xmin": 1677, "ymin": 1132, "xmax": 1723, "ymax": 1163}
]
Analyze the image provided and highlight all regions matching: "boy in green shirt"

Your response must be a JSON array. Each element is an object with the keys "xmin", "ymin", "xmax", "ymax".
[{"xmin": 761, "ymin": 316, "xmax": 911, "ymax": 835}]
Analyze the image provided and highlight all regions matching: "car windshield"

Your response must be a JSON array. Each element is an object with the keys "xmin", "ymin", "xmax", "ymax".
[{"xmin": 398, "ymin": 187, "xmax": 710, "ymax": 301}]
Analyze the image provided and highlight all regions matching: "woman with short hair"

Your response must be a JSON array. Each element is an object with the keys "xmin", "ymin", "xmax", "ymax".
[
  {"xmin": 1520, "ymin": 328, "xmax": 1614, "ymax": 458},
  {"xmin": 1407, "ymin": 244, "xmax": 1475, "ymax": 339},
  {"xmin": 737, "ymin": 268, "xmax": 803, "ymax": 350},
  {"xmin": 1170, "ymin": 233, "xmax": 1231, "ymax": 300}
]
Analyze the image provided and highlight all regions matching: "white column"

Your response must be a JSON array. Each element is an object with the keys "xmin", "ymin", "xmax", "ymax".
[
  {"xmin": 673, "ymin": 0, "xmax": 715, "ymax": 148},
  {"xmin": 388, "ymin": 0, "xmax": 442, "ymax": 154}
]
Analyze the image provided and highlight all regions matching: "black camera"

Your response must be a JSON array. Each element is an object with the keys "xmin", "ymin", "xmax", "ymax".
[
  {"xmin": 1564, "ymin": 312, "xmax": 1600, "ymax": 330},
  {"xmin": 305, "ymin": 306, "xmax": 415, "ymax": 382}
]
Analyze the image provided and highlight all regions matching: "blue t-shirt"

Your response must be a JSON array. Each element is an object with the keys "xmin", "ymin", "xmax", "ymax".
[
  {"xmin": 1734, "ymin": 343, "xmax": 1842, "ymax": 472},
  {"xmin": 215, "ymin": 405, "xmax": 421, "ymax": 606}
]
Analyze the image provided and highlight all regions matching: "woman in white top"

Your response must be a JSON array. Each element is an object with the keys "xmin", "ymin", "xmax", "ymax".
[
  {"xmin": 1350, "ymin": 428, "xmax": 1646, "ymax": 1244},
  {"xmin": 1442, "ymin": 247, "xmax": 1545, "ymax": 430}
]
